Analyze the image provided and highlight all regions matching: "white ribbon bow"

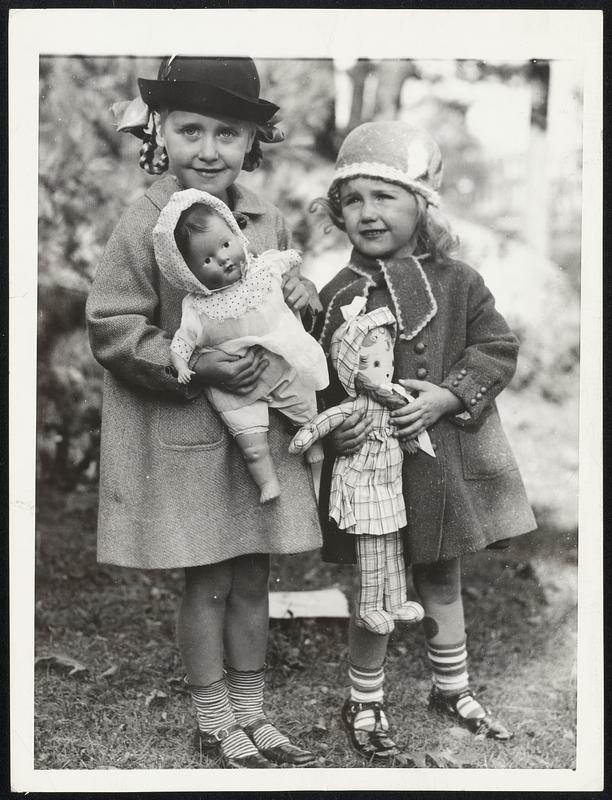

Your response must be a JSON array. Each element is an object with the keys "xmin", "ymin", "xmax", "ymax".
[{"xmin": 340, "ymin": 296, "xmax": 367, "ymax": 323}]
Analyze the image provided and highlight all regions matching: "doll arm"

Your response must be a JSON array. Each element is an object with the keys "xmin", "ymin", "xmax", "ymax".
[
  {"xmin": 289, "ymin": 401, "xmax": 357, "ymax": 454},
  {"xmin": 86, "ymin": 212, "xmax": 198, "ymax": 399},
  {"xmin": 259, "ymin": 249, "xmax": 322, "ymax": 329},
  {"xmin": 439, "ymin": 266, "xmax": 519, "ymax": 426}
]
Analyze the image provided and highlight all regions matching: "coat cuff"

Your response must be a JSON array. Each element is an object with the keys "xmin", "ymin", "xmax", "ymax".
[{"xmin": 440, "ymin": 367, "xmax": 501, "ymax": 427}]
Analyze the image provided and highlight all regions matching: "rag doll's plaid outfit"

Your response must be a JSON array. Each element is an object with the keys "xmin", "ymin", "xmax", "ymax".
[{"xmin": 328, "ymin": 394, "xmax": 407, "ymax": 536}]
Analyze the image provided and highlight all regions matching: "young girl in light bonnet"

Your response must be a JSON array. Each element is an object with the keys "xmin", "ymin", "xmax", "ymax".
[
  {"xmin": 87, "ymin": 56, "xmax": 321, "ymax": 768},
  {"xmin": 314, "ymin": 120, "xmax": 536, "ymax": 760}
]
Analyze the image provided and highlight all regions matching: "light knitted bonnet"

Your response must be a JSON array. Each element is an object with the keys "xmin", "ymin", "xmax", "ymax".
[
  {"xmin": 153, "ymin": 188, "xmax": 250, "ymax": 296},
  {"xmin": 330, "ymin": 298, "xmax": 397, "ymax": 398},
  {"xmin": 328, "ymin": 121, "xmax": 443, "ymax": 208}
]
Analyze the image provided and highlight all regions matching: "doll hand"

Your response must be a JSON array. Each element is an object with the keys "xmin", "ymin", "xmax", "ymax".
[
  {"xmin": 176, "ymin": 365, "xmax": 195, "ymax": 384},
  {"xmin": 390, "ymin": 379, "xmax": 463, "ymax": 438},
  {"xmin": 330, "ymin": 408, "xmax": 372, "ymax": 456},
  {"xmin": 289, "ymin": 425, "xmax": 316, "ymax": 454},
  {"xmin": 191, "ymin": 347, "xmax": 269, "ymax": 396},
  {"xmin": 281, "ymin": 272, "xmax": 310, "ymax": 312}
]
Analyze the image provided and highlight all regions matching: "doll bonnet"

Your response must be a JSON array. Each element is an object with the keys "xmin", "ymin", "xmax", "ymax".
[
  {"xmin": 152, "ymin": 188, "xmax": 250, "ymax": 296},
  {"xmin": 330, "ymin": 298, "xmax": 397, "ymax": 398},
  {"xmin": 328, "ymin": 121, "xmax": 443, "ymax": 208}
]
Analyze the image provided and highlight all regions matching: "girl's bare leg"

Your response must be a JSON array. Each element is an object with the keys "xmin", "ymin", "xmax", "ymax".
[
  {"xmin": 178, "ymin": 560, "xmax": 233, "ymax": 685},
  {"xmin": 235, "ymin": 432, "xmax": 280, "ymax": 503},
  {"xmin": 224, "ymin": 553, "xmax": 270, "ymax": 670}
]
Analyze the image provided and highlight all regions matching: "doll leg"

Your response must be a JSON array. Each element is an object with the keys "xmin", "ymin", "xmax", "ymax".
[
  {"xmin": 234, "ymin": 431, "xmax": 280, "ymax": 503},
  {"xmin": 267, "ymin": 377, "xmax": 325, "ymax": 463},
  {"xmin": 221, "ymin": 404, "xmax": 280, "ymax": 503},
  {"xmin": 383, "ymin": 531, "xmax": 424, "ymax": 623},
  {"xmin": 355, "ymin": 535, "xmax": 395, "ymax": 635}
]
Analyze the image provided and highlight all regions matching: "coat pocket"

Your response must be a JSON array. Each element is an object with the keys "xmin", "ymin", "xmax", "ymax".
[
  {"xmin": 157, "ymin": 393, "xmax": 225, "ymax": 449},
  {"xmin": 458, "ymin": 407, "xmax": 518, "ymax": 480}
]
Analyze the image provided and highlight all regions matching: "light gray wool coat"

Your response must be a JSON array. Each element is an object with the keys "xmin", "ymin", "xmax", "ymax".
[
  {"xmin": 86, "ymin": 175, "xmax": 322, "ymax": 569},
  {"xmin": 316, "ymin": 249, "xmax": 537, "ymax": 565}
]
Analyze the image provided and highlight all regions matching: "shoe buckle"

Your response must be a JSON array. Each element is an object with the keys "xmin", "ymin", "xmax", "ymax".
[{"xmin": 213, "ymin": 727, "xmax": 229, "ymax": 741}]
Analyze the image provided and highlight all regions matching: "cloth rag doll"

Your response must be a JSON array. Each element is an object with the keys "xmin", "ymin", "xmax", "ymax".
[{"xmin": 290, "ymin": 297, "xmax": 434, "ymax": 634}]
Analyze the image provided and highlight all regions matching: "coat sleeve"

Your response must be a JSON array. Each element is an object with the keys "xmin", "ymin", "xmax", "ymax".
[
  {"xmin": 440, "ymin": 266, "xmax": 519, "ymax": 426},
  {"xmin": 86, "ymin": 207, "xmax": 197, "ymax": 399}
]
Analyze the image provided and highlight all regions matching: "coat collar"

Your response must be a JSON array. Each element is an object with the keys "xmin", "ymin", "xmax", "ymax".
[
  {"xmin": 146, "ymin": 175, "xmax": 267, "ymax": 223},
  {"xmin": 319, "ymin": 248, "xmax": 437, "ymax": 353}
]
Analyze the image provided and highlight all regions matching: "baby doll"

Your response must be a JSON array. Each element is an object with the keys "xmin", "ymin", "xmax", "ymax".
[
  {"xmin": 290, "ymin": 298, "xmax": 433, "ymax": 634},
  {"xmin": 153, "ymin": 188, "xmax": 328, "ymax": 503}
]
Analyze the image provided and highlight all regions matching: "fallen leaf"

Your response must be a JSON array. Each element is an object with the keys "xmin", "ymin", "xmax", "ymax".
[
  {"xmin": 403, "ymin": 751, "xmax": 427, "ymax": 768},
  {"xmin": 35, "ymin": 653, "xmax": 88, "ymax": 677},
  {"xmin": 145, "ymin": 689, "xmax": 168, "ymax": 708},
  {"xmin": 99, "ymin": 664, "xmax": 118, "ymax": 679}
]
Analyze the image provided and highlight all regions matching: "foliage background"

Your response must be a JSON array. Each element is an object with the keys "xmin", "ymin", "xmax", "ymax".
[
  {"xmin": 38, "ymin": 56, "xmax": 581, "ymax": 533},
  {"xmin": 34, "ymin": 55, "xmax": 582, "ymax": 772}
]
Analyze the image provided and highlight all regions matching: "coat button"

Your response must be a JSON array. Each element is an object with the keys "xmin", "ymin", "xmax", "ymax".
[
  {"xmin": 414, "ymin": 341, "xmax": 426, "ymax": 354},
  {"xmin": 476, "ymin": 392, "xmax": 483, "ymax": 400},
  {"xmin": 480, "ymin": 386, "xmax": 487, "ymax": 392},
  {"xmin": 460, "ymin": 368, "xmax": 468, "ymax": 376},
  {"xmin": 452, "ymin": 380, "xmax": 459, "ymax": 387},
  {"xmin": 456, "ymin": 374, "xmax": 464, "ymax": 381},
  {"xmin": 416, "ymin": 367, "xmax": 428, "ymax": 379},
  {"xmin": 432, "ymin": 442, "xmax": 438, "ymax": 451},
  {"xmin": 470, "ymin": 398, "xmax": 477, "ymax": 406}
]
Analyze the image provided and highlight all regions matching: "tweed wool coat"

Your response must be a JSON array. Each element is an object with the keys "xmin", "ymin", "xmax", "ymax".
[
  {"xmin": 86, "ymin": 175, "xmax": 322, "ymax": 569},
  {"xmin": 316, "ymin": 249, "xmax": 537, "ymax": 565}
]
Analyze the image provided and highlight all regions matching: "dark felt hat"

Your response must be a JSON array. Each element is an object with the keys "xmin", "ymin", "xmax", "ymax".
[{"xmin": 138, "ymin": 56, "xmax": 279, "ymax": 124}]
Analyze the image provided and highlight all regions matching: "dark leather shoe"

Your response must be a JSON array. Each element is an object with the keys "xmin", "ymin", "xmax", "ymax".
[
  {"xmin": 242, "ymin": 718, "xmax": 315, "ymax": 766},
  {"xmin": 195, "ymin": 725, "xmax": 276, "ymax": 768},
  {"xmin": 341, "ymin": 699, "xmax": 400, "ymax": 761},
  {"xmin": 428, "ymin": 685, "xmax": 513, "ymax": 740}
]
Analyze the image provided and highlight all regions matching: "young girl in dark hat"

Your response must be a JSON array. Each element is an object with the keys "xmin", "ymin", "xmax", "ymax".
[{"xmin": 87, "ymin": 56, "xmax": 321, "ymax": 768}]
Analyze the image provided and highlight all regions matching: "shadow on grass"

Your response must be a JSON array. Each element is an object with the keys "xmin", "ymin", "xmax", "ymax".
[{"xmin": 34, "ymin": 483, "xmax": 576, "ymax": 770}]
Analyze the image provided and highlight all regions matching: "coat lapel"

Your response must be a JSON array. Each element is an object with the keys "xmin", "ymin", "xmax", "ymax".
[{"xmin": 319, "ymin": 250, "xmax": 437, "ymax": 354}]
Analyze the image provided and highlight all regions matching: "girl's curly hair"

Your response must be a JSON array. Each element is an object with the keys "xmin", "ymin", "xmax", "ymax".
[{"xmin": 311, "ymin": 180, "xmax": 459, "ymax": 262}]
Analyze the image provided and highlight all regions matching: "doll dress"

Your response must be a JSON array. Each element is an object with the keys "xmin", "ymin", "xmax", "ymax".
[
  {"xmin": 329, "ymin": 394, "xmax": 407, "ymax": 536},
  {"xmin": 171, "ymin": 251, "xmax": 329, "ymax": 413}
]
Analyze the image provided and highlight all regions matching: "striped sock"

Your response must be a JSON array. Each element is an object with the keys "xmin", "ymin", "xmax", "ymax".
[
  {"xmin": 225, "ymin": 665, "xmax": 290, "ymax": 751},
  {"xmin": 189, "ymin": 677, "xmax": 259, "ymax": 759},
  {"xmin": 426, "ymin": 641, "xmax": 485, "ymax": 720},
  {"xmin": 349, "ymin": 663, "xmax": 388, "ymax": 731}
]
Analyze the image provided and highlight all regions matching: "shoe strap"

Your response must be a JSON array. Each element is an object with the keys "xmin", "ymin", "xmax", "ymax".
[
  {"xmin": 199, "ymin": 721, "xmax": 242, "ymax": 744},
  {"xmin": 241, "ymin": 716, "xmax": 270, "ymax": 736}
]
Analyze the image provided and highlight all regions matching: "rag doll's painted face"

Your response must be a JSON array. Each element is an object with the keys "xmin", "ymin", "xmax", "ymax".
[
  {"xmin": 358, "ymin": 326, "xmax": 394, "ymax": 385},
  {"xmin": 177, "ymin": 207, "xmax": 245, "ymax": 290}
]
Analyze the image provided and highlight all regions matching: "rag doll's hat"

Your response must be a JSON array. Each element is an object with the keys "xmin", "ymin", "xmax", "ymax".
[
  {"xmin": 153, "ymin": 188, "xmax": 249, "ymax": 296},
  {"xmin": 331, "ymin": 297, "xmax": 397, "ymax": 398},
  {"xmin": 328, "ymin": 121, "xmax": 443, "ymax": 207}
]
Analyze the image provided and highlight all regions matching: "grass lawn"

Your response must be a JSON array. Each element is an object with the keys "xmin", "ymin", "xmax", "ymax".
[{"xmin": 34, "ymin": 484, "xmax": 577, "ymax": 770}]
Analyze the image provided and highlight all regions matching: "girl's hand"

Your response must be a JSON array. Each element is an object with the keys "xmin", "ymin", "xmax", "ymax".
[
  {"xmin": 330, "ymin": 408, "xmax": 372, "ymax": 456},
  {"xmin": 191, "ymin": 347, "xmax": 268, "ymax": 395},
  {"xmin": 282, "ymin": 274, "xmax": 322, "ymax": 315},
  {"xmin": 390, "ymin": 379, "xmax": 463, "ymax": 438}
]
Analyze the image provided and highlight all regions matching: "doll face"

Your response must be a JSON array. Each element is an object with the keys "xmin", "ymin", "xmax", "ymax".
[
  {"xmin": 338, "ymin": 177, "xmax": 421, "ymax": 259},
  {"xmin": 358, "ymin": 326, "xmax": 394, "ymax": 384},
  {"xmin": 157, "ymin": 111, "xmax": 255, "ymax": 204},
  {"xmin": 183, "ymin": 214, "xmax": 245, "ymax": 290}
]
